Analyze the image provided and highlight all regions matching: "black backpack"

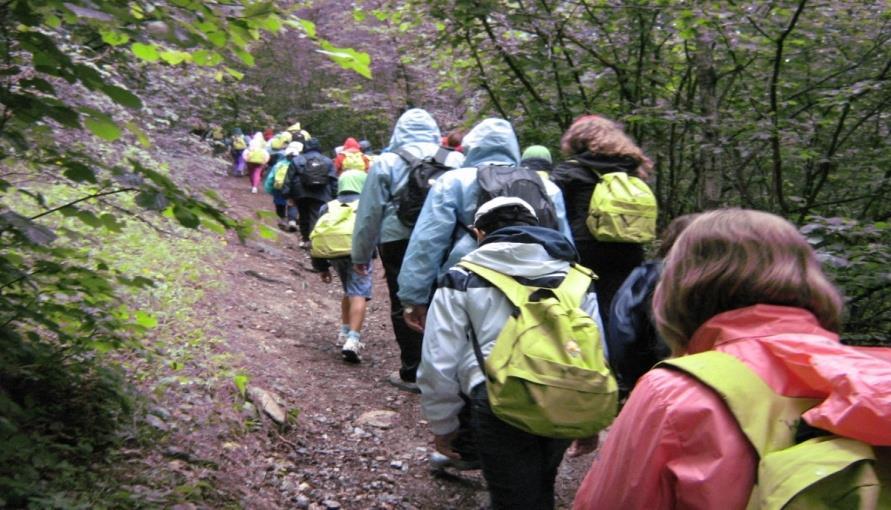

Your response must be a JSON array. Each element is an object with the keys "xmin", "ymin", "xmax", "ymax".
[
  {"xmin": 300, "ymin": 156, "xmax": 329, "ymax": 188},
  {"xmin": 392, "ymin": 147, "xmax": 454, "ymax": 227},
  {"xmin": 476, "ymin": 165, "xmax": 559, "ymax": 229}
]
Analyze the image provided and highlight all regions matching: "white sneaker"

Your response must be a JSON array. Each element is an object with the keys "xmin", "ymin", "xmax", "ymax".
[
  {"xmin": 342, "ymin": 335, "xmax": 364, "ymax": 364},
  {"xmin": 251, "ymin": 186, "xmax": 258, "ymax": 193},
  {"xmin": 336, "ymin": 329, "xmax": 348, "ymax": 346},
  {"xmin": 287, "ymin": 220, "xmax": 298, "ymax": 232}
]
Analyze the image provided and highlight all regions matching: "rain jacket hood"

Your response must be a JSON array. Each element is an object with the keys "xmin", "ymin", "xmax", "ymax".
[
  {"xmin": 479, "ymin": 226, "xmax": 578, "ymax": 268},
  {"xmin": 342, "ymin": 137, "xmax": 361, "ymax": 151},
  {"xmin": 688, "ymin": 304, "xmax": 891, "ymax": 445},
  {"xmin": 388, "ymin": 109, "xmax": 441, "ymax": 150},
  {"xmin": 461, "ymin": 118, "xmax": 520, "ymax": 167}
]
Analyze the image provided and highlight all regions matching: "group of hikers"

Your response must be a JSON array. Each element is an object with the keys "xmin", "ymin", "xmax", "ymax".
[{"xmin": 224, "ymin": 110, "xmax": 890, "ymax": 509}]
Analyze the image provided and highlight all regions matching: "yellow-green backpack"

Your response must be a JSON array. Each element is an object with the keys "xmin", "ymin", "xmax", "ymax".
[
  {"xmin": 660, "ymin": 351, "xmax": 889, "ymax": 510},
  {"xmin": 310, "ymin": 199, "xmax": 358, "ymax": 259},
  {"xmin": 586, "ymin": 171, "xmax": 657, "ymax": 243},
  {"xmin": 457, "ymin": 261, "xmax": 618, "ymax": 439}
]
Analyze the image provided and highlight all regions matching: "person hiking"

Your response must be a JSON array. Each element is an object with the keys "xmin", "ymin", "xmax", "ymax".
[
  {"xmin": 228, "ymin": 128, "xmax": 249, "ymax": 176},
  {"xmin": 310, "ymin": 170, "xmax": 371, "ymax": 363},
  {"xmin": 607, "ymin": 213, "xmax": 698, "ymax": 396},
  {"xmin": 281, "ymin": 137, "xmax": 337, "ymax": 248},
  {"xmin": 520, "ymin": 145, "xmax": 553, "ymax": 173},
  {"xmin": 334, "ymin": 137, "xmax": 370, "ymax": 176},
  {"xmin": 396, "ymin": 117, "xmax": 573, "ymax": 335},
  {"xmin": 351, "ymin": 108, "xmax": 465, "ymax": 393},
  {"xmin": 264, "ymin": 141, "xmax": 301, "ymax": 232},
  {"xmin": 573, "ymin": 209, "xmax": 891, "ymax": 509},
  {"xmin": 244, "ymin": 132, "xmax": 270, "ymax": 193},
  {"xmin": 419, "ymin": 197, "xmax": 609, "ymax": 510},
  {"xmin": 551, "ymin": 115, "xmax": 655, "ymax": 330}
]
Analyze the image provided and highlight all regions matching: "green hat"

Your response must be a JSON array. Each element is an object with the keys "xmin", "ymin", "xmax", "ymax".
[
  {"xmin": 338, "ymin": 169, "xmax": 367, "ymax": 195},
  {"xmin": 521, "ymin": 145, "xmax": 552, "ymax": 163}
]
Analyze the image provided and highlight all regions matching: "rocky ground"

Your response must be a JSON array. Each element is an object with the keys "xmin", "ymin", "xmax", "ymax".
[{"xmin": 126, "ymin": 142, "xmax": 596, "ymax": 509}]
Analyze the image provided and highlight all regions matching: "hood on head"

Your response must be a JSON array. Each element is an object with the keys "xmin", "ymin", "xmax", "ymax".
[
  {"xmin": 249, "ymin": 132, "xmax": 266, "ymax": 149},
  {"xmin": 461, "ymin": 118, "xmax": 520, "ymax": 167},
  {"xmin": 522, "ymin": 145, "xmax": 552, "ymax": 163},
  {"xmin": 304, "ymin": 138, "xmax": 321, "ymax": 152},
  {"xmin": 232, "ymin": 128, "xmax": 243, "ymax": 135},
  {"xmin": 388, "ymin": 109, "xmax": 441, "ymax": 150},
  {"xmin": 343, "ymin": 137, "xmax": 361, "ymax": 151}
]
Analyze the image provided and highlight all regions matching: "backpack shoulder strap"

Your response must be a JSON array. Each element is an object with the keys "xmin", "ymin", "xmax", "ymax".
[
  {"xmin": 553, "ymin": 264, "xmax": 596, "ymax": 309},
  {"xmin": 393, "ymin": 147, "xmax": 419, "ymax": 166},
  {"xmin": 457, "ymin": 261, "xmax": 530, "ymax": 308},
  {"xmin": 433, "ymin": 146, "xmax": 452, "ymax": 164},
  {"xmin": 658, "ymin": 351, "xmax": 819, "ymax": 456}
]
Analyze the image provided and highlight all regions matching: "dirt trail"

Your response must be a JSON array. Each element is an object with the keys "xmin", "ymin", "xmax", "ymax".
[{"xmin": 149, "ymin": 149, "xmax": 594, "ymax": 509}]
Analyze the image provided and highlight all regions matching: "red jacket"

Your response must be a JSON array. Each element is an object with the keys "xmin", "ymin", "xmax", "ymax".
[
  {"xmin": 334, "ymin": 137, "xmax": 369, "ymax": 175},
  {"xmin": 574, "ymin": 304, "xmax": 891, "ymax": 509}
]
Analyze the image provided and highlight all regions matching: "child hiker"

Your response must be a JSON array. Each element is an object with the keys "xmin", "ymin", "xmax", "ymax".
[{"xmin": 310, "ymin": 170, "xmax": 372, "ymax": 363}]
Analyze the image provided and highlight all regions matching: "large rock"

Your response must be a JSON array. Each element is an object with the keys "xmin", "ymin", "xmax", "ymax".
[
  {"xmin": 248, "ymin": 386, "xmax": 287, "ymax": 425},
  {"xmin": 355, "ymin": 410, "xmax": 398, "ymax": 429}
]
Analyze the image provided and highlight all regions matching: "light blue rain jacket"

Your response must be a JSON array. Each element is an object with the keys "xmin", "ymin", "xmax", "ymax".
[
  {"xmin": 396, "ymin": 118, "xmax": 573, "ymax": 306},
  {"xmin": 351, "ymin": 109, "xmax": 464, "ymax": 264}
]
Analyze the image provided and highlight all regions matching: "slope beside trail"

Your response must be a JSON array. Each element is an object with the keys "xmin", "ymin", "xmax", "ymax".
[{"xmin": 146, "ymin": 144, "xmax": 595, "ymax": 509}]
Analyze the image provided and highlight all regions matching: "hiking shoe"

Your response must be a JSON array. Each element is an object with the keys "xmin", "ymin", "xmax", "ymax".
[
  {"xmin": 387, "ymin": 371, "xmax": 421, "ymax": 394},
  {"xmin": 277, "ymin": 220, "xmax": 289, "ymax": 231},
  {"xmin": 341, "ymin": 335, "xmax": 364, "ymax": 364},
  {"xmin": 429, "ymin": 451, "xmax": 481, "ymax": 471},
  {"xmin": 287, "ymin": 220, "xmax": 298, "ymax": 232},
  {"xmin": 336, "ymin": 329, "xmax": 349, "ymax": 347},
  {"xmin": 251, "ymin": 186, "xmax": 258, "ymax": 193}
]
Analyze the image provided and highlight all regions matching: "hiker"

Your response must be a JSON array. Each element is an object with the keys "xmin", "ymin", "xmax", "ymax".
[
  {"xmin": 264, "ymin": 141, "xmax": 301, "ymax": 232},
  {"xmin": 419, "ymin": 197, "xmax": 612, "ymax": 510},
  {"xmin": 520, "ymin": 145, "xmax": 553, "ymax": 173},
  {"xmin": 351, "ymin": 108, "xmax": 464, "ymax": 393},
  {"xmin": 286, "ymin": 122, "xmax": 311, "ymax": 146},
  {"xmin": 607, "ymin": 213, "xmax": 698, "ymax": 396},
  {"xmin": 266, "ymin": 131, "xmax": 290, "ymax": 168},
  {"xmin": 551, "ymin": 115, "xmax": 656, "ymax": 330},
  {"xmin": 310, "ymin": 170, "xmax": 371, "ymax": 363},
  {"xmin": 228, "ymin": 128, "xmax": 248, "ymax": 176},
  {"xmin": 396, "ymin": 117, "xmax": 573, "ymax": 335},
  {"xmin": 573, "ymin": 209, "xmax": 891, "ymax": 509},
  {"xmin": 442, "ymin": 128, "xmax": 464, "ymax": 152},
  {"xmin": 281, "ymin": 137, "xmax": 337, "ymax": 248},
  {"xmin": 244, "ymin": 132, "xmax": 270, "ymax": 193},
  {"xmin": 334, "ymin": 137, "xmax": 370, "ymax": 176}
]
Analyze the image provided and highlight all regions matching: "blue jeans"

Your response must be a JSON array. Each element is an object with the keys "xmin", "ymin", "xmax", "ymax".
[{"xmin": 470, "ymin": 384, "xmax": 570, "ymax": 510}]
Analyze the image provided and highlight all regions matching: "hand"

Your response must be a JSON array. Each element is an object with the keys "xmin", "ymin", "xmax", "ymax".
[
  {"xmin": 566, "ymin": 435, "xmax": 600, "ymax": 458},
  {"xmin": 319, "ymin": 271, "xmax": 332, "ymax": 284},
  {"xmin": 433, "ymin": 431, "xmax": 461, "ymax": 460},
  {"xmin": 353, "ymin": 263, "xmax": 369, "ymax": 276},
  {"xmin": 403, "ymin": 304, "xmax": 428, "ymax": 333}
]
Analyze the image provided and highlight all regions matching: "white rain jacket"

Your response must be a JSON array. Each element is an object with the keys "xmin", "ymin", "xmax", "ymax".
[
  {"xmin": 418, "ymin": 226, "xmax": 605, "ymax": 435},
  {"xmin": 396, "ymin": 118, "xmax": 573, "ymax": 306},
  {"xmin": 351, "ymin": 109, "xmax": 464, "ymax": 264}
]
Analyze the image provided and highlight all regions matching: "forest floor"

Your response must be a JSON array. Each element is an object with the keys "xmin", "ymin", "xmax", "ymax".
[{"xmin": 114, "ymin": 142, "xmax": 594, "ymax": 510}]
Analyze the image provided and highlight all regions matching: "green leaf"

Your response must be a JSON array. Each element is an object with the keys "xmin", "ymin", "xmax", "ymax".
[
  {"xmin": 100, "ymin": 29, "xmax": 130, "ymax": 46},
  {"xmin": 244, "ymin": 1, "xmax": 274, "ymax": 18},
  {"xmin": 131, "ymin": 42, "xmax": 160, "ymax": 63},
  {"xmin": 352, "ymin": 10, "xmax": 366, "ymax": 22},
  {"xmin": 225, "ymin": 67, "xmax": 244, "ymax": 80},
  {"xmin": 233, "ymin": 373, "xmax": 249, "ymax": 398},
  {"xmin": 135, "ymin": 190, "xmax": 168, "ymax": 210},
  {"xmin": 192, "ymin": 50, "xmax": 222, "ymax": 67},
  {"xmin": 234, "ymin": 49, "xmax": 255, "ymax": 66},
  {"xmin": 298, "ymin": 19, "xmax": 316, "ymax": 38},
  {"xmin": 84, "ymin": 114, "xmax": 122, "ymax": 141},
  {"xmin": 62, "ymin": 162, "xmax": 96, "ymax": 183},
  {"xmin": 125, "ymin": 122, "xmax": 151, "ymax": 148},
  {"xmin": 258, "ymin": 224, "xmax": 277, "ymax": 240},
  {"xmin": 260, "ymin": 15, "xmax": 282, "ymax": 32},
  {"xmin": 159, "ymin": 50, "xmax": 190, "ymax": 65},
  {"xmin": 135, "ymin": 311, "xmax": 158, "ymax": 328},
  {"xmin": 101, "ymin": 85, "xmax": 143, "ymax": 109},
  {"xmin": 173, "ymin": 204, "xmax": 200, "ymax": 229},
  {"xmin": 316, "ymin": 42, "xmax": 372, "ymax": 79},
  {"xmin": 206, "ymin": 31, "xmax": 226, "ymax": 47}
]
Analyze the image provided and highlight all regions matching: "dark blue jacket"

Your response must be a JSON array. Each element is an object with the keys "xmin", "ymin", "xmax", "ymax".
[{"xmin": 283, "ymin": 149, "xmax": 337, "ymax": 202}]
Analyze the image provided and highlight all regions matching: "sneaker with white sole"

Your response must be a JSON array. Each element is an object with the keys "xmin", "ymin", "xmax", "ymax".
[
  {"xmin": 387, "ymin": 371, "xmax": 421, "ymax": 394},
  {"xmin": 287, "ymin": 220, "xmax": 298, "ymax": 232},
  {"xmin": 341, "ymin": 335, "xmax": 364, "ymax": 363},
  {"xmin": 429, "ymin": 451, "xmax": 481, "ymax": 471},
  {"xmin": 251, "ymin": 186, "xmax": 258, "ymax": 193}
]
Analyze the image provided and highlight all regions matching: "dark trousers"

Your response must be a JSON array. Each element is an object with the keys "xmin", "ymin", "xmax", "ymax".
[
  {"xmin": 378, "ymin": 239, "xmax": 424, "ymax": 382},
  {"xmin": 470, "ymin": 385, "xmax": 570, "ymax": 510},
  {"xmin": 576, "ymin": 240, "xmax": 644, "ymax": 332},
  {"xmin": 296, "ymin": 197, "xmax": 324, "ymax": 241},
  {"xmin": 274, "ymin": 203, "xmax": 297, "ymax": 221}
]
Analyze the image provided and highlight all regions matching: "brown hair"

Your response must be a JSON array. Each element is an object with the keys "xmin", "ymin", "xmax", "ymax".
[
  {"xmin": 653, "ymin": 209, "xmax": 843, "ymax": 354},
  {"xmin": 657, "ymin": 213, "xmax": 700, "ymax": 259},
  {"xmin": 560, "ymin": 115, "xmax": 653, "ymax": 178},
  {"xmin": 445, "ymin": 128, "xmax": 465, "ymax": 149}
]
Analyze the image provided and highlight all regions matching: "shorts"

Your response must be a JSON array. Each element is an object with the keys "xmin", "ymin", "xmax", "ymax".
[{"xmin": 329, "ymin": 257, "xmax": 372, "ymax": 299}]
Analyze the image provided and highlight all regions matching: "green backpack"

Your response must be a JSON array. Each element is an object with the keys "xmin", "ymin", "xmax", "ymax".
[
  {"xmin": 457, "ymin": 260, "xmax": 618, "ymax": 439},
  {"xmin": 263, "ymin": 159, "xmax": 291, "ymax": 194},
  {"xmin": 660, "ymin": 351, "xmax": 889, "ymax": 510},
  {"xmin": 310, "ymin": 199, "xmax": 358, "ymax": 259},
  {"xmin": 586, "ymin": 171, "xmax": 657, "ymax": 243}
]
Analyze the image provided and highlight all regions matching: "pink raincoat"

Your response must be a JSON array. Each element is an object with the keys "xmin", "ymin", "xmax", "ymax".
[{"xmin": 574, "ymin": 304, "xmax": 891, "ymax": 509}]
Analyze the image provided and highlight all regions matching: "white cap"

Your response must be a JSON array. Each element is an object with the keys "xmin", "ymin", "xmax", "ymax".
[
  {"xmin": 473, "ymin": 196, "xmax": 537, "ymax": 227},
  {"xmin": 284, "ymin": 141, "xmax": 304, "ymax": 156}
]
